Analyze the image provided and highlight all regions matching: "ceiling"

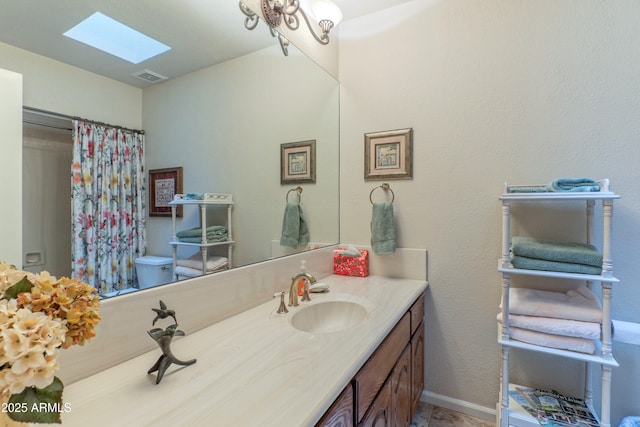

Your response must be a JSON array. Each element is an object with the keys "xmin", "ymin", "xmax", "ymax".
[{"xmin": 0, "ymin": 0, "xmax": 412, "ymax": 88}]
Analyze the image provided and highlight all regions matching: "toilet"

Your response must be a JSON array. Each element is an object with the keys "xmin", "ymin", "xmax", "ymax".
[{"xmin": 135, "ymin": 256, "xmax": 173, "ymax": 289}]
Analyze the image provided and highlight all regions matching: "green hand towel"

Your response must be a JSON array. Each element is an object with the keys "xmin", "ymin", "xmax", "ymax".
[
  {"xmin": 371, "ymin": 202, "xmax": 396, "ymax": 255},
  {"xmin": 298, "ymin": 205, "xmax": 310, "ymax": 247},
  {"xmin": 279, "ymin": 203, "xmax": 311, "ymax": 249}
]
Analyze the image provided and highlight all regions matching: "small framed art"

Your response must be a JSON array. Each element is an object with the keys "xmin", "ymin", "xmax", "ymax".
[
  {"xmin": 149, "ymin": 167, "xmax": 183, "ymax": 217},
  {"xmin": 281, "ymin": 140, "xmax": 316, "ymax": 184},
  {"xmin": 364, "ymin": 128, "xmax": 413, "ymax": 181}
]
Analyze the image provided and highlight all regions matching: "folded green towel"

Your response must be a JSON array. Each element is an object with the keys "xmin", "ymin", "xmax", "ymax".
[
  {"xmin": 512, "ymin": 236, "xmax": 602, "ymax": 268},
  {"xmin": 177, "ymin": 225, "xmax": 227, "ymax": 238},
  {"xmin": 178, "ymin": 233, "xmax": 228, "ymax": 244},
  {"xmin": 548, "ymin": 178, "xmax": 600, "ymax": 192},
  {"xmin": 280, "ymin": 203, "xmax": 310, "ymax": 249},
  {"xmin": 371, "ymin": 202, "xmax": 396, "ymax": 255},
  {"xmin": 511, "ymin": 255, "xmax": 602, "ymax": 275}
]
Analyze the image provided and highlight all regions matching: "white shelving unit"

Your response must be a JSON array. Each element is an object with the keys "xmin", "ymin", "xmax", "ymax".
[
  {"xmin": 169, "ymin": 193, "xmax": 234, "ymax": 279},
  {"xmin": 497, "ymin": 182, "xmax": 620, "ymax": 427}
]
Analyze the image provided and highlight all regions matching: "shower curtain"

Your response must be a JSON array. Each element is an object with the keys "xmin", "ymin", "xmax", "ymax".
[{"xmin": 71, "ymin": 120, "xmax": 146, "ymax": 294}]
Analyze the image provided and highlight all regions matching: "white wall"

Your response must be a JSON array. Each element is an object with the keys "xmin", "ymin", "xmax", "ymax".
[
  {"xmin": 0, "ymin": 41, "xmax": 142, "ymax": 128},
  {"xmin": 338, "ymin": 1, "xmax": 640, "ymax": 424},
  {"xmin": 142, "ymin": 44, "xmax": 339, "ymax": 267},
  {"xmin": 0, "ymin": 68, "xmax": 23, "ymax": 266}
]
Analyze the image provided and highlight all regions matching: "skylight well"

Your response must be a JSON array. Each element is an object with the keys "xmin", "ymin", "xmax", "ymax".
[{"xmin": 64, "ymin": 12, "xmax": 171, "ymax": 64}]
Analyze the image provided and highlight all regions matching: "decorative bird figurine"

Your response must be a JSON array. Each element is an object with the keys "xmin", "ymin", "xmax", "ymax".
[{"xmin": 151, "ymin": 300, "xmax": 177, "ymax": 325}]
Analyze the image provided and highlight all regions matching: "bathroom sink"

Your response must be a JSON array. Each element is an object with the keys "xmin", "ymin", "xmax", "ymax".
[{"xmin": 291, "ymin": 301, "xmax": 367, "ymax": 334}]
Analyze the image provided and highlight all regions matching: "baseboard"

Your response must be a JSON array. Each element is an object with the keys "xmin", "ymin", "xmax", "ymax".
[{"xmin": 421, "ymin": 390, "xmax": 496, "ymax": 423}]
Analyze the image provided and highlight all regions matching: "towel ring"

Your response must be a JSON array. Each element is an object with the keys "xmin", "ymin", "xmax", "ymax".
[
  {"xmin": 369, "ymin": 183, "xmax": 395, "ymax": 204},
  {"xmin": 286, "ymin": 186, "xmax": 302, "ymax": 204}
]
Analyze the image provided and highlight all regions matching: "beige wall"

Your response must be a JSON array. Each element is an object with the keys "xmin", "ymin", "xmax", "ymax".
[
  {"xmin": 0, "ymin": 41, "xmax": 142, "ymax": 128},
  {"xmin": 338, "ymin": 1, "xmax": 640, "ymax": 424}
]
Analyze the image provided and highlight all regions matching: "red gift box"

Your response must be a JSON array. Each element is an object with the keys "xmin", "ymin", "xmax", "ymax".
[{"xmin": 333, "ymin": 247, "xmax": 369, "ymax": 277}]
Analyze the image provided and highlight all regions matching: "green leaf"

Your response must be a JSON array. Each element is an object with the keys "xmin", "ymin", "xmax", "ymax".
[
  {"xmin": 8, "ymin": 377, "xmax": 64, "ymax": 424},
  {"xmin": 3, "ymin": 275, "xmax": 33, "ymax": 300}
]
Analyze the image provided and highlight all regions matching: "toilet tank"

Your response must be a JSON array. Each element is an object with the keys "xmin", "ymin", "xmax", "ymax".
[{"xmin": 135, "ymin": 256, "xmax": 173, "ymax": 289}]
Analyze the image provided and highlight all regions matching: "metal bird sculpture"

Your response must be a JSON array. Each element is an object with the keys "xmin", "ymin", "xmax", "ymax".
[
  {"xmin": 151, "ymin": 300, "xmax": 177, "ymax": 325},
  {"xmin": 147, "ymin": 300, "xmax": 196, "ymax": 384}
]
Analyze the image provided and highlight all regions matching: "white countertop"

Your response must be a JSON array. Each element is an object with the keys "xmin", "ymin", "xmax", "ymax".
[{"xmin": 61, "ymin": 275, "xmax": 427, "ymax": 426}]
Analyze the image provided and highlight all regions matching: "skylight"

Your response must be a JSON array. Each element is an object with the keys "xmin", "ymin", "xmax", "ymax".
[{"xmin": 63, "ymin": 12, "xmax": 171, "ymax": 64}]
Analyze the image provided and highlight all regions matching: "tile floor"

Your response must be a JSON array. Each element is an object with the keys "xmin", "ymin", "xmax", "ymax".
[{"xmin": 411, "ymin": 401, "xmax": 495, "ymax": 427}]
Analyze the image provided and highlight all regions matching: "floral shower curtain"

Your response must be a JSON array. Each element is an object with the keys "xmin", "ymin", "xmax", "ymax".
[{"xmin": 71, "ymin": 120, "xmax": 146, "ymax": 295}]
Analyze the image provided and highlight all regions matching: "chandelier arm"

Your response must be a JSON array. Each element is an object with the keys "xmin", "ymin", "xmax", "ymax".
[
  {"xmin": 297, "ymin": 8, "xmax": 330, "ymax": 45},
  {"xmin": 283, "ymin": 0, "xmax": 300, "ymax": 16},
  {"xmin": 239, "ymin": 1, "xmax": 260, "ymax": 30}
]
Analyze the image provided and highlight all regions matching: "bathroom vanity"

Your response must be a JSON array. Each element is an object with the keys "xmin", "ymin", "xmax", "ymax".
[{"xmin": 59, "ymin": 274, "xmax": 427, "ymax": 426}]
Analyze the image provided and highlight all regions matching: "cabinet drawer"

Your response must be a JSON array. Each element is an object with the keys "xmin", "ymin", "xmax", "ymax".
[
  {"xmin": 354, "ymin": 312, "xmax": 410, "ymax": 423},
  {"xmin": 409, "ymin": 293, "xmax": 425, "ymax": 336}
]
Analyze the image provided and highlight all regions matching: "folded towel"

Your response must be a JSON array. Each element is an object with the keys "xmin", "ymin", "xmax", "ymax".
[
  {"xmin": 511, "ymin": 255, "xmax": 602, "ymax": 275},
  {"xmin": 175, "ymin": 263, "xmax": 228, "ymax": 278},
  {"xmin": 508, "ymin": 326, "xmax": 596, "ymax": 354},
  {"xmin": 177, "ymin": 225, "xmax": 227, "ymax": 239},
  {"xmin": 507, "ymin": 185, "xmax": 549, "ymax": 193},
  {"xmin": 497, "ymin": 313, "xmax": 600, "ymax": 340},
  {"xmin": 280, "ymin": 203, "xmax": 310, "ymax": 249},
  {"xmin": 512, "ymin": 236, "xmax": 602, "ymax": 268},
  {"xmin": 371, "ymin": 202, "xmax": 396, "ymax": 255},
  {"xmin": 178, "ymin": 235, "xmax": 228, "ymax": 244},
  {"xmin": 176, "ymin": 254, "xmax": 228, "ymax": 271},
  {"xmin": 619, "ymin": 417, "xmax": 640, "ymax": 427},
  {"xmin": 547, "ymin": 178, "xmax": 600, "ymax": 192},
  {"xmin": 184, "ymin": 192, "xmax": 204, "ymax": 200},
  {"xmin": 507, "ymin": 286, "xmax": 602, "ymax": 322}
]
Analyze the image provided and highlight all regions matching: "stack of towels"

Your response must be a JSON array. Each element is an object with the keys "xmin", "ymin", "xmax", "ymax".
[
  {"xmin": 511, "ymin": 236, "xmax": 603, "ymax": 275},
  {"xmin": 175, "ymin": 253, "xmax": 229, "ymax": 278},
  {"xmin": 507, "ymin": 177, "xmax": 601, "ymax": 193},
  {"xmin": 176, "ymin": 225, "xmax": 228, "ymax": 243},
  {"xmin": 499, "ymin": 286, "xmax": 602, "ymax": 354}
]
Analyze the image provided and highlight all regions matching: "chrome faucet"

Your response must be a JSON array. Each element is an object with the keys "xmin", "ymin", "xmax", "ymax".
[{"xmin": 289, "ymin": 272, "xmax": 317, "ymax": 307}]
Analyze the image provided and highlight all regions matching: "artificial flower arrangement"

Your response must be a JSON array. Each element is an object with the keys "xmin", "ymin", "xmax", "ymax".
[{"xmin": 0, "ymin": 262, "xmax": 100, "ymax": 424}]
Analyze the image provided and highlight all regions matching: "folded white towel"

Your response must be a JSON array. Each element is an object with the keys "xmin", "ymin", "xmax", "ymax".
[
  {"xmin": 497, "ymin": 313, "xmax": 600, "ymax": 340},
  {"xmin": 175, "ymin": 263, "xmax": 228, "ymax": 278},
  {"xmin": 507, "ymin": 286, "xmax": 602, "ymax": 323},
  {"xmin": 176, "ymin": 254, "xmax": 228, "ymax": 271},
  {"xmin": 509, "ymin": 326, "xmax": 596, "ymax": 354}
]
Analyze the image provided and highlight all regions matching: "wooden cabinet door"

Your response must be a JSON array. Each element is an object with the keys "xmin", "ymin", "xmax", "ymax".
[
  {"xmin": 316, "ymin": 384, "xmax": 354, "ymax": 427},
  {"xmin": 392, "ymin": 345, "xmax": 412, "ymax": 427},
  {"xmin": 354, "ymin": 313, "xmax": 410, "ymax": 423},
  {"xmin": 358, "ymin": 379, "xmax": 392, "ymax": 427},
  {"xmin": 411, "ymin": 323, "xmax": 425, "ymax": 415}
]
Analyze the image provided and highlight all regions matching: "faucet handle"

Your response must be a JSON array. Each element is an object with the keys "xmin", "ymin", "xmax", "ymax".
[{"xmin": 275, "ymin": 290, "xmax": 289, "ymax": 314}]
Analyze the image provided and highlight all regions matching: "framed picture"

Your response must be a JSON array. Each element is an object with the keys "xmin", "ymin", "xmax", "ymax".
[
  {"xmin": 149, "ymin": 167, "xmax": 183, "ymax": 217},
  {"xmin": 281, "ymin": 140, "xmax": 316, "ymax": 184},
  {"xmin": 364, "ymin": 128, "xmax": 413, "ymax": 181}
]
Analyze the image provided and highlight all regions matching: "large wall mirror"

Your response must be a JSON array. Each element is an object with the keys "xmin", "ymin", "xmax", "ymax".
[
  {"xmin": 143, "ymin": 39, "xmax": 340, "ymax": 280},
  {"xmin": 11, "ymin": 2, "xmax": 339, "ymax": 298}
]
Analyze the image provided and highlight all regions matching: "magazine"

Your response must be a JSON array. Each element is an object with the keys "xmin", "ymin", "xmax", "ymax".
[{"xmin": 511, "ymin": 386, "xmax": 600, "ymax": 427}]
